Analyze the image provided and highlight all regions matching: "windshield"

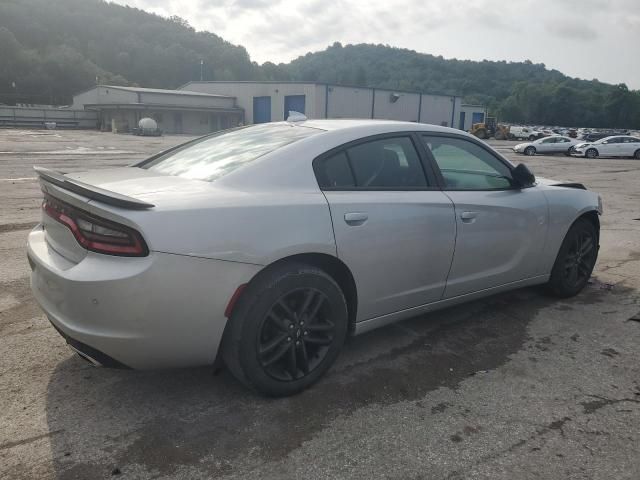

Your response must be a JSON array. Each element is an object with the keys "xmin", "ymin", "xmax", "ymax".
[{"xmin": 140, "ymin": 123, "xmax": 321, "ymax": 181}]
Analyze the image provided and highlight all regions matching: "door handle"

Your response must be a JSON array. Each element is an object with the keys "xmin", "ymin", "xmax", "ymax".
[
  {"xmin": 344, "ymin": 212, "xmax": 368, "ymax": 226},
  {"xmin": 460, "ymin": 211, "xmax": 477, "ymax": 223}
]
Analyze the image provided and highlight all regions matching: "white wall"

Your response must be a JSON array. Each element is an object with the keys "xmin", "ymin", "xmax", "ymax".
[
  {"xmin": 373, "ymin": 89, "xmax": 421, "ymax": 121},
  {"xmin": 326, "ymin": 85, "xmax": 373, "ymax": 119},
  {"xmin": 458, "ymin": 104, "xmax": 486, "ymax": 131},
  {"xmin": 181, "ymin": 82, "xmax": 321, "ymax": 123},
  {"xmin": 139, "ymin": 91, "xmax": 235, "ymax": 109},
  {"xmin": 72, "ymin": 86, "xmax": 136, "ymax": 107},
  {"xmin": 419, "ymin": 95, "xmax": 459, "ymax": 128}
]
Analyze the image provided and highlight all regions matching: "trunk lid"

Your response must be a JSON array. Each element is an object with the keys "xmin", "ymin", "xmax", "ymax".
[{"xmin": 37, "ymin": 166, "xmax": 211, "ymax": 263}]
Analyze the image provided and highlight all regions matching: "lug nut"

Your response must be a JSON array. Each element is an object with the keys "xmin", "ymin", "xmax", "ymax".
[{"xmin": 287, "ymin": 337, "xmax": 291, "ymax": 342}]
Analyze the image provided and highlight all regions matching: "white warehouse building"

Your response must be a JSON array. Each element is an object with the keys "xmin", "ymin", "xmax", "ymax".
[
  {"xmin": 72, "ymin": 82, "xmax": 470, "ymax": 134},
  {"xmin": 179, "ymin": 81, "xmax": 463, "ymax": 129}
]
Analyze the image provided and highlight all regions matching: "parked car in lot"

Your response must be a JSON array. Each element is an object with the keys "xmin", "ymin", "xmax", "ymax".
[
  {"xmin": 513, "ymin": 135, "xmax": 581, "ymax": 156},
  {"xmin": 509, "ymin": 126, "xmax": 544, "ymax": 141},
  {"xmin": 572, "ymin": 135, "xmax": 640, "ymax": 159},
  {"xmin": 578, "ymin": 132, "xmax": 613, "ymax": 143},
  {"xmin": 28, "ymin": 119, "xmax": 602, "ymax": 396}
]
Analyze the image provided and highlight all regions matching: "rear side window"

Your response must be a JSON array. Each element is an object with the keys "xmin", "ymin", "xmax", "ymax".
[
  {"xmin": 140, "ymin": 123, "xmax": 320, "ymax": 182},
  {"xmin": 316, "ymin": 152, "xmax": 355, "ymax": 188},
  {"xmin": 315, "ymin": 136, "xmax": 428, "ymax": 189}
]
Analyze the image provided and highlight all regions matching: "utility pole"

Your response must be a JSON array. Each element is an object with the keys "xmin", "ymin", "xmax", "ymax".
[{"xmin": 200, "ymin": 60, "xmax": 204, "ymax": 81}]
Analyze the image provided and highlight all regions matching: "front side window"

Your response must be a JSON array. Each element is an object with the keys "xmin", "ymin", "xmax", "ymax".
[
  {"xmin": 140, "ymin": 123, "xmax": 321, "ymax": 181},
  {"xmin": 315, "ymin": 136, "xmax": 428, "ymax": 189},
  {"xmin": 422, "ymin": 135, "xmax": 513, "ymax": 190},
  {"xmin": 542, "ymin": 138, "xmax": 556, "ymax": 144}
]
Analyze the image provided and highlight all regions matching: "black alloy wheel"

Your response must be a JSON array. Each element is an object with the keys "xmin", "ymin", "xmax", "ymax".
[
  {"xmin": 548, "ymin": 218, "xmax": 598, "ymax": 297},
  {"xmin": 561, "ymin": 230, "xmax": 597, "ymax": 290},
  {"xmin": 258, "ymin": 288, "xmax": 335, "ymax": 381},
  {"xmin": 222, "ymin": 262, "xmax": 348, "ymax": 396}
]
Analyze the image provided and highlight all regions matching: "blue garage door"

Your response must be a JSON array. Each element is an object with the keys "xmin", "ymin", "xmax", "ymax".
[
  {"xmin": 253, "ymin": 96, "xmax": 271, "ymax": 124},
  {"xmin": 471, "ymin": 112, "xmax": 485, "ymax": 124},
  {"xmin": 284, "ymin": 95, "xmax": 305, "ymax": 120}
]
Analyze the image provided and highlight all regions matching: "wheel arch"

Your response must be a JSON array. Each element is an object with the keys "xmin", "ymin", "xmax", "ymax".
[
  {"xmin": 238, "ymin": 252, "xmax": 359, "ymax": 334},
  {"xmin": 579, "ymin": 209, "xmax": 600, "ymax": 240}
]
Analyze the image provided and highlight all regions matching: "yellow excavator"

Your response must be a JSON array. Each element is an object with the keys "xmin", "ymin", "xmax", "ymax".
[{"xmin": 469, "ymin": 117, "xmax": 510, "ymax": 140}]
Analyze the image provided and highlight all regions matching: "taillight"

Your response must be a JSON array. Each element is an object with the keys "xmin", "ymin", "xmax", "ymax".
[{"xmin": 42, "ymin": 193, "xmax": 148, "ymax": 257}]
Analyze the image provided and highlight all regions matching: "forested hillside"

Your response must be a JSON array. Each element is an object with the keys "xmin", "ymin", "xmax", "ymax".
[
  {"xmin": 1, "ymin": 0, "xmax": 639, "ymax": 128},
  {"xmin": 0, "ymin": 0, "xmax": 258, "ymax": 104},
  {"xmin": 279, "ymin": 43, "xmax": 640, "ymax": 129}
]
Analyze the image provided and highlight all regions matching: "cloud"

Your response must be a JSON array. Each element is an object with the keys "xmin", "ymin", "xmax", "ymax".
[
  {"xmin": 109, "ymin": 0, "xmax": 640, "ymax": 89},
  {"xmin": 545, "ymin": 21, "xmax": 599, "ymax": 41}
]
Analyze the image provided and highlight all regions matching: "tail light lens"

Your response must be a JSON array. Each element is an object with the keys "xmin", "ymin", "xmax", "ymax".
[{"xmin": 42, "ymin": 193, "xmax": 149, "ymax": 257}]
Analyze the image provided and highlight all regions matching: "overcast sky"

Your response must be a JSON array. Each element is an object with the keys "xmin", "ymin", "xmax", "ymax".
[{"xmin": 112, "ymin": 0, "xmax": 640, "ymax": 89}]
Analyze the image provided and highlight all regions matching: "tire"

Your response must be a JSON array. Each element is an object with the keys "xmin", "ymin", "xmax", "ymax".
[
  {"xmin": 547, "ymin": 218, "xmax": 598, "ymax": 298},
  {"xmin": 634, "ymin": 149, "xmax": 640, "ymax": 160},
  {"xmin": 564, "ymin": 148, "xmax": 573, "ymax": 156},
  {"xmin": 528, "ymin": 135, "xmax": 536, "ymax": 141},
  {"xmin": 524, "ymin": 146, "xmax": 536, "ymax": 156},
  {"xmin": 586, "ymin": 148, "xmax": 598, "ymax": 159},
  {"xmin": 222, "ymin": 262, "xmax": 348, "ymax": 396}
]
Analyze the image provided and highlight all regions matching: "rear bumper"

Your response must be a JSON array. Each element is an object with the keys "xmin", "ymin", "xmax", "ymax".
[{"xmin": 28, "ymin": 226, "xmax": 261, "ymax": 369}]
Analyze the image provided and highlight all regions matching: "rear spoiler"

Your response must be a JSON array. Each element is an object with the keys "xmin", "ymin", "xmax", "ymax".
[{"xmin": 34, "ymin": 166, "xmax": 155, "ymax": 210}]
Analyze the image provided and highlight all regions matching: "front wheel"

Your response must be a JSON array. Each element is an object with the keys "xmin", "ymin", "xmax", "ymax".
[
  {"xmin": 586, "ymin": 148, "xmax": 598, "ymax": 159},
  {"xmin": 222, "ymin": 262, "xmax": 348, "ymax": 396},
  {"xmin": 524, "ymin": 146, "xmax": 536, "ymax": 156},
  {"xmin": 547, "ymin": 218, "xmax": 598, "ymax": 298}
]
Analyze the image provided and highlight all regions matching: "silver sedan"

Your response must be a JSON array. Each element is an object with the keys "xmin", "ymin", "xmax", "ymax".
[
  {"xmin": 28, "ymin": 120, "xmax": 602, "ymax": 396},
  {"xmin": 513, "ymin": 135, "xmax": 581, "ymax": 156}
]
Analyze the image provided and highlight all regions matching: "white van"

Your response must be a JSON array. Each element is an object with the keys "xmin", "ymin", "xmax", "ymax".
[{"xmin": 509, "ymin": 126, "xmax": 543, "ymax": 141}]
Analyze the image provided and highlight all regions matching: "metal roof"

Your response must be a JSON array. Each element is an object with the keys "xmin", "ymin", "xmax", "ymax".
[
  {"xmin": 97, "ymin": 85, "xmax": 235, "ymax": 98},
  {"xmin": 178, "ymin": 81, "xmax": 460, "ymax": 99}
]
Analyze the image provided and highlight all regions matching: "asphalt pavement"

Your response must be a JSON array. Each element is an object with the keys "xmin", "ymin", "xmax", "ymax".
[{"xmin": 0, "ymin": 129, "xmax": 638, "ymax": 479}]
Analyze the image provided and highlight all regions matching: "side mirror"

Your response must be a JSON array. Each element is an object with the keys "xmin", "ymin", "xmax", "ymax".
[{"xmin": 513, "ymin": 163, "xmax": 535, "ymax": 188}]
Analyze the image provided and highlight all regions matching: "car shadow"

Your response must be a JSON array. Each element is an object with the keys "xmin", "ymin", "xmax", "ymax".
[{"xmin": 45, "ymin": 286, "xmax": 561, "ymax": 479}]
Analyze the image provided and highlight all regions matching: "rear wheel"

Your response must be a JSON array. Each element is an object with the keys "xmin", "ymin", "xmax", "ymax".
[
  {"xmin": 586, "ymin": 148, "xmax": 598, "ymax": 159},
  {"xmin": 634, "ymin": 149, "xmax": 640, "ymax": 160},
  {"xmin": 524, "ymin": 146, "xmax": 536, "ymax": 156},
  {"xmin": 547, "ymin": 218, "xmax": 598, "ymax": 298},
  {"xmin": 222, "ymin": 262, "xmax": 348, "ymax": 396}
]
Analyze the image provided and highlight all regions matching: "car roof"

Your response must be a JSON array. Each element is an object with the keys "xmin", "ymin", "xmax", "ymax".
[{"xmin": 284, "ymin": 119, "xmax": 461, "ymax": 135}]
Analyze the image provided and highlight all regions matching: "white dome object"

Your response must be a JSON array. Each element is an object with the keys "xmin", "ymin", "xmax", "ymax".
[{"xmin": 138, "ymin": 117, "xmax": 158, "ymax": 130}]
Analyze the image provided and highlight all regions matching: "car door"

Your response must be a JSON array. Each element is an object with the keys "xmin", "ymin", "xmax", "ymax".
[
  {"xmin": 621, "ymin": 136, "xmax": 640, "ymax": 157},
  {"xmin": 553, "ymin": 137, "xmax": 572, "ymax": 153},
  {"xmin": 420, "ymin": 134, "xmax": 548, "ymax": 298},
  {"xmin": 314, "ymin": 134, "xmax": 457, "ymax": 321},
  {"xmin": 537, "ymin": 137, "xmax": 556, "ymax": 153},
  {"xmin": 598, "ymin": 137, "xmax": 619, "ymax": 156}
]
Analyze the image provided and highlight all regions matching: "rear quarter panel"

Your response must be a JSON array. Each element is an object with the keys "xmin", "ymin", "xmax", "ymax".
[{"xmin": 111, "ymin": 187, "xmax": 337, "ymax": 266}]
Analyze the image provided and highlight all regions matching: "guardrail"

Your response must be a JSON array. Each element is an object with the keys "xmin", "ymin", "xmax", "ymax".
[{"xmin": 0, "ymin": 106, "xmax": 98, "ymax": 129}]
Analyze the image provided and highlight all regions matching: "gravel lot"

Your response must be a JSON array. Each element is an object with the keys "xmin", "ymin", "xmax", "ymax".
[{"xmin": 1, "ymin": 129, "xmax": 639, "ymax": 480}]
